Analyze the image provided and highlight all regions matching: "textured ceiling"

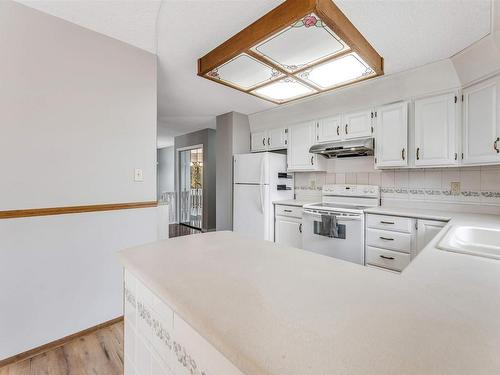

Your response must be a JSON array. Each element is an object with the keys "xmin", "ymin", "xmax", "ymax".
[{"xmin": 16, "ymin": 0, "xmax": 492, "ymax": 147}]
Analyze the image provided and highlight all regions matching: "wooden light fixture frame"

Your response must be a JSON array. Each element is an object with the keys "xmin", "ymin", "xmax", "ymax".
[{"xmin": 197, "ymin": 0, "xmax": 384, "ymax": 104}]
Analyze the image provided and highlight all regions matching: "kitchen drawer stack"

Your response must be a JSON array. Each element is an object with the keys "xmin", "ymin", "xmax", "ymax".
[{"xmin": 365, "ymin": 214, "xmax": 417, "ymax": 272}]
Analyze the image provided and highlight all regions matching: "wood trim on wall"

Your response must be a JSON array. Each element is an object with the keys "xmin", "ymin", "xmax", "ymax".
[
  {"xmin": 0, "ymin": 316, "xmax": 124, "ymax": 368},
  {"xmin": 0, "ymin": 201, "xmax": 158, "ymax": 219}
]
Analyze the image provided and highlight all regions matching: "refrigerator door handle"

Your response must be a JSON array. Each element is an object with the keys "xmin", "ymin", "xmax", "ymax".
[{"xmin": 259, "ymin": 157, "xmax": 265, "ymax": 213}]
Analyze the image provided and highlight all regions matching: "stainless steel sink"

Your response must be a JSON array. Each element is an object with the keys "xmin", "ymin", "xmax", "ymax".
[{"xmin": 438, "ymin": 225, "xmax": 500, "ymax": 260}]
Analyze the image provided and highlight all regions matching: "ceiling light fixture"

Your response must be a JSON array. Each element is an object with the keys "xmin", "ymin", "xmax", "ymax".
[{"xmin": 198, "ymin": 0, "xmax": 383, "ymax": 104}]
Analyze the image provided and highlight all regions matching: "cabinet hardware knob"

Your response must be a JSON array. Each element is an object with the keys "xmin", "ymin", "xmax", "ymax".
[
  {"xmin": 402, "ymin": 148, "xmax": 406, "ymax": 161},
  {"xmin": 311, "ymin": 156, "xmax": 314, "ymax": 165},
  {"xmin": 299, "ymin": 223, "xmax": 302, "ymax": 233},
  {"xmin": 494, "ymin": 137, "xmax": 500, "ymax": 153},
  {"xmin": 380, "ymin": 237, "xmax": 394, "ymax": 241},
  {"xmin": 267, "ymin": 137, "xmax": 270, "ymax": 146},
  {"xmin": 284, "ymin": 209, "xmax": 292, "ymax": 212},
  {"xmin": 380, "ymin": 255, "xmax": 395, "ymax": 260},
  {"xmin": 262, "ymin": 138, "xmax": 265, "ymax": 146},
  {"xmin": 345, "ymin": 124, "xmax": 348, "ymax": 134},
  {"xmin": 336, "ymin": 125, "xmax": 340, "ymax": 136},
  {"xmin": 416, "ymin": 147, "xmax": 420, "ymax": 160},
  {"xmin": 380, "ymin": 221, "xmax": 394, "ymax": 225},
  {"xmin": 454, "ymin": 152, "xmax": 458, "ymax": 160}
]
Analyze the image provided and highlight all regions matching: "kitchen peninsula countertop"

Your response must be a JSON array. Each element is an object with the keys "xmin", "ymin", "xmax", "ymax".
[{"xmin": 118, "ymin": 217, "xmax": 500, "ymax": 375}]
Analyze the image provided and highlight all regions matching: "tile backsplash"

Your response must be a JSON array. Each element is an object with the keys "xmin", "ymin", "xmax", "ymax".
[{"xmin": 294, "ymin": 157, "xmax": 500, "ymax": 206}]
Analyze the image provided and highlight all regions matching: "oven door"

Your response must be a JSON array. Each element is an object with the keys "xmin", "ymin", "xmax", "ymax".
[{"xmin": 302, "ymin": 210, "xmax": 364, "ymax": 265}]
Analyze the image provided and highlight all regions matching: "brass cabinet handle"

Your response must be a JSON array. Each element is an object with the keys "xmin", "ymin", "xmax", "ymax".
[
  {"xmin": 380, "ymin": 255, "xmax": 395, "ymax": 260},
  {"xmin": 416, "ymin": 147, "xmax": 420, "ymax": 160},
  {"xmin": 494, "ymin": 137, "xmax": 500, "ymax": 153},
  {"xmin": 380, "ymin": 237, "xmax": 394, "ymax": 241},
  {"xmin": 402, "ymin": 148, "xmax": 406, "ymax": 160}
]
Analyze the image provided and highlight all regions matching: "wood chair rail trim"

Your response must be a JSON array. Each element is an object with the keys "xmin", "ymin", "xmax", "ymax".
[{"xmin": 0, "ymin": 201, "xmax": 158, "ymax": 219}]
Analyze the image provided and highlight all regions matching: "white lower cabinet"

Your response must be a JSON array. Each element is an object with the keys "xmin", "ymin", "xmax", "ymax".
[
  {"xmin": 365, "ymin": 213, "xmax": 416, "ymax": 272},
  {"xmin": 274, "ymin": 204, "xmax": 302, "ymax": 248},
  {"xmin": 416, "ymin": 219, "xmax": 447, "ymax": 252},
  {"xmin": 366, "ymin": 214, "xmax": 448, "ymax": 272},
  {"xmin": 124, "ymin": 270, "xmax": 243, "ymax": 375}
]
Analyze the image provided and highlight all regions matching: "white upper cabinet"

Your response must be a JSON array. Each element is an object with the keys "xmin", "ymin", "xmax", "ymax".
[
  {"xmin": 251, "ymin": 128, "xmax": 288, "ymax": 152},
  {"xmin": 316, "ymin": 115, "xmax": 342, "ymax": 143},
  {"xmin": 268, "ymin": 127, "xmax": 288, "ymax": 150},
  {"xmin": 414, "ymin": 92, "xmax": 459, "ymax": 167},
  {"xmin": 375, "ymin": 101, "xmax": 409, "ymax": 168},
  {"xmin": 462, "ymin": 75, "xmax": 500, "ymax": 165},
  {"xmin": 287, "ymin": 122, "xmax": 326, "ymax": 172},
  {"xmin": 251, "ymin": 130, "xmax": 267, "ymax": 152},
  {"xmin": 343, "ymin": 109, "xmax": 373, "ymax": 139}
]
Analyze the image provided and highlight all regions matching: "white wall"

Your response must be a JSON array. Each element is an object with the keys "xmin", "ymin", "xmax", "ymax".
[
  {"xmin": 0, "ymin": 1, "xmax": 157, "ymax": 210},
  {"xmin": 0, "ymin": 1, "xmax": 157, "ymax": 360},
  {"xmin": 157, "ymin": 146, "xmax": 175, "ymax": 197},
  {"xmin": 215, "ymin": 112, "xmax": 250, "ymax": 231},
  {"xmin": 0, "ymin": 208, "xmax": 158, "ymax": 360}
]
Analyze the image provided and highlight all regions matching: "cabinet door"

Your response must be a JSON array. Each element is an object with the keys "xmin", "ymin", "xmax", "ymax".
[
  {"xmin": 415, "ymin": 92, "xmax": 459, "ymax": 166},
  {"xmin": 463, "ymin": 76, "xmax": 500, "ymax": 164},
  {"xmin": 275, "ymin": 216, "xmax": 302, "ymax": 248},
  {"xmin": 375, "ymin": 102, "xmax": 408, "ymax": 168},
  {"xmin": 268, "ymin": 128, "xmax": 286, "ymax": 150},
  {"xmin": 417, "ymin": 219, "xmax": 446, "ymax": 253},
  {"xmin": 316, "ymin": 115, "xmax": 342, "ymax": 143},
  {"xmin": 287, "ymin": 122, "xmax": 316, "ymax": 171},
  {"xmin": 343, "ymin": 109, "xmax": 373, "ymax": 139},
  {"xmin": 251, "ymin": 130, "xmax": 267, "ymax": 152}
]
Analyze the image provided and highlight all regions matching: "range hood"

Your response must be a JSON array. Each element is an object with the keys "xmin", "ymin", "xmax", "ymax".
[{"xmin": 309, "ymin": 137, "xmax": 374, "ymax": 158}]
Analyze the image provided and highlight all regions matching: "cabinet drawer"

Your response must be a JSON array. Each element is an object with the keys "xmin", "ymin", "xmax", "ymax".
[
  {"xmin": 366, "ymin": 214, "xmax": 413, "ymax": 233},
  {"xmin": 275, "ymin": 205, "xmax": 302, "ymax": 218},
  {"xmin": 366, "ymin": 228, "xmax": 412, "ymax": 253},
  {"xmin": 366, "ymin": 246, "xmax": 411, "ymax": 272}
]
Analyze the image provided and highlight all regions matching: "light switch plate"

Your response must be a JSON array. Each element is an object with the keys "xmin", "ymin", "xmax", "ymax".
[
  {"xmin": 134, "ymin": 168, "xmax": 144, "ymax": 182},
  {"xmin": 451, "ymin": 181, "xmax": 460, "ymax": 195}
]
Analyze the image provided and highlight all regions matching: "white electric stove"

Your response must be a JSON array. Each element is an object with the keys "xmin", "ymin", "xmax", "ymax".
[{"xmin": 302, "ymin": 184, "xmax": 380, "ymax": 264}]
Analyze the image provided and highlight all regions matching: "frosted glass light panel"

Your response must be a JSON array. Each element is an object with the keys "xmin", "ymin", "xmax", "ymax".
[
  {"xmin": 251, "ymin": 78, "xmax": 316, "ymax": 103},
  {"xmin": 252, "ymin": 14, "xmax": 349, "ymax": 72},
  {"xmin": 206, "ymin": 53, "xmax": 282, "ymax": 90},
  {"xmin": 298, "ymin": 53, "xmax": 375, "ymax": 89}
]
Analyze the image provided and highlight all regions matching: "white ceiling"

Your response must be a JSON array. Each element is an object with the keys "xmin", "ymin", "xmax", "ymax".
[{"xmin": 16, "ymin": 0, "xmax": 493, "ymax": 148}]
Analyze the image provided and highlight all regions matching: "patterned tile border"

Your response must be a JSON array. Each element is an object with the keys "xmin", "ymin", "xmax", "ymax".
[{"xmin": 125, "ymin": 287, "xmax": 208, "ymax": 375}]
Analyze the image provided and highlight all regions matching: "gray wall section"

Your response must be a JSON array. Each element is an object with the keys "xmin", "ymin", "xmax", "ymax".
[
  {"xmin": 157, "ymin": 146, "xmax": 175, "ymax": 200},
  {"xmin": 215, "ymin": 112, "xmax": 250, "ymax": 231},
  {"xmin": 174, "ymin": 128, "xmax": 216, "ymax": 231}
]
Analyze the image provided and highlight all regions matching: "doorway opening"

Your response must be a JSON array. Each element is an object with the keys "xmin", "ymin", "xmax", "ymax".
[{"xmin": 179, "ymin": 146, "xmax": 203, "ymax": 230}]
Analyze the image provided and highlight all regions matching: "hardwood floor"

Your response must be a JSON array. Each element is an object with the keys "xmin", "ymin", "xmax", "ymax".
[
  {"xmin": 0, "ymin": 321, "xmax": 123, "ymax": 375},
  {"xmin": 169, "ymin": 223, "xmax": 202, "ymax": 238}
]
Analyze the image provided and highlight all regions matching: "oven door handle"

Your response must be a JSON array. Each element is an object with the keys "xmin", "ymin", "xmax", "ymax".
[{"xmin": 303, "ymin": 210, "xmax": 361, "ymax": 221}]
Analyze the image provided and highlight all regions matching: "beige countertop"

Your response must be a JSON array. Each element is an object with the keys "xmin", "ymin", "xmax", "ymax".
[
  {"xmin": 365, "ymin": 206, "xmax": 455, "ymax": 221},
  {"xmin": 118, "ymin": 215, "xmax": 500, "ymax": 375},
  {"xmin": 272, "ymin": 199, "xmax": 317, "ymax": 207}
]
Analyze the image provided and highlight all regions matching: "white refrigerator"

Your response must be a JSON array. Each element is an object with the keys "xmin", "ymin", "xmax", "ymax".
[{"xmin": 233, "ymin": 152, "xmax": 293, "ymax": 241}]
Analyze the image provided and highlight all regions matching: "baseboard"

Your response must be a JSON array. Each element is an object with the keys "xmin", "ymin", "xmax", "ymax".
[{"xmin": 0, "ymin": 316, "xmax": 123, "ymax": 368}]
